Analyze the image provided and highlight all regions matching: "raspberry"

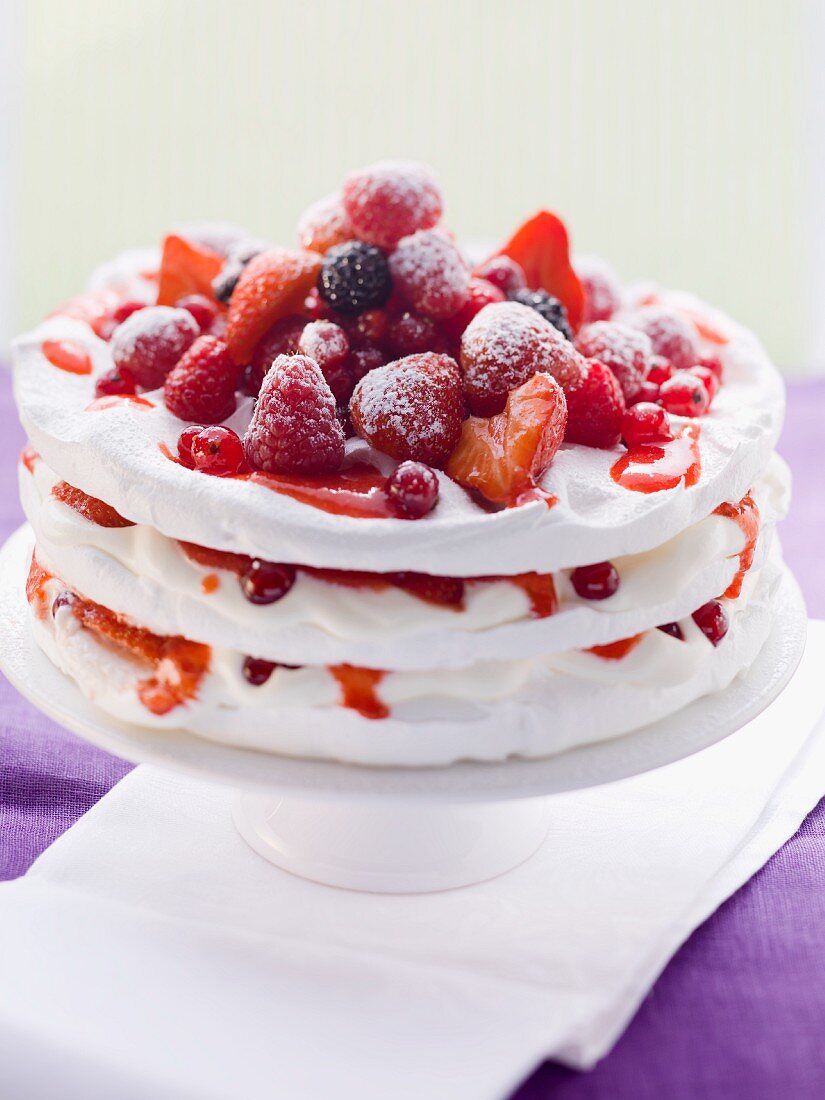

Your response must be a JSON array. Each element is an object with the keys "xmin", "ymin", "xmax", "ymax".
[
  {"xmin": 341, "ymin": 308, "xmax": 390, "ymax": 349},
  {"xmin": 574, "ymin": 321, "xmax": 650, "ymax": 404},
  {"xmin": 244, "ymin": 315, "xmax": 307, "ymax": 396},
  {"xmin": 575, "ymin": 256, "xmax": 622, "ymax": 323},
  {"xmin": 298, "ymin": 320, "xmax": 353, "ymax": 403},
  {"xmin": 460, "ymin": 301, "xmax": 581, "ymax": 416},
  {"xmin": 441, "ymin": 278, "xmax": 506, "ymax": 344},
  {"xmin": 692, "ymin": 600, "xmax": 728, "ymax": 646},
  {"xmin": 227, "ymin": 248, "xmax": 322, "ymax": 365},
  {"xmin": 659, "ymin": 373, "xmax": 710, "ymax": 417},
  {"xmin": 111, "ymin": 306, "xmax": 199, "ymax": 390},
  {"xmin": 94, "ymin": 366, "xmax": 137, "ymax": 398},
  {"xmin": 688, "ymin": 365, "xmax": 719, "ymax": 401},
  {"xmin": 385, "ymin": 461, "xmax": 439, "ymax": 519},
  {"xmin": 509, "ymin": 288, "xmax": 572, "ymax": 339},
  {"xmin": 349, "ymin": 352, "xmax": 463, "ymax": 468},
  {"xmin": 474, "ymin": 255, "xmax": 526, "ymax": 296},
  {"xmin": 386, "ymin": 311, "xmax": 443, "ymax": 357},
  {"xmin": 621, "ymin": 402, "xmax": 673, "ymax": 447},
  {"xmin": 342, "ymin": 160, "xmax": 443, "ymax": 249},
  {"xmin": 243, "ymin": 656, "xmax": 278, "ymax": 685},
  {"xmin": 645, "ymin": 355, "xmax": 674, "ymax": 385},
  {"xmin": 349, "ymin": 346, "xmax": 386, "ymax": 381},
  {"xmin": 177, "ymin": 425, "xmax": 200, "ymax": 468},
  {"xmin": 627, "ymin": 306, "xmax": 699, "ymax": 371},
  {"xmin": 564, "ymin": 359, "xmax": 625, "ymax": 448},
  {"xmin": 570, "ymin": 561, "xmax": 620, "ymax": 600},
  {"xmin": 191, "ymin": 425, "xmax": 245, "ymax": 476},
  {"xmin": 240, "ymin": 560, "xmax": 296, "ymax": 605},
  {"xmin": 175, "ymin": 293, "xmax": 219, "ymax": 331},
  {"xmin": 244, "ymin": 354, "xmax": 345, "ymax": 474},
  {"xmin": 389, "ymin": 230, "xmax": 469, "ymax": 321},
  {"xmin": 297, "ymin": 192, "xmax": 355, "ymax": 254},
  {"xmin": 318, "ymin": 242, "xmax": 392, "ymax": 315},
  {"xmin": 163, "ymin": 336, "xmax": 237, "ymax": 423}
]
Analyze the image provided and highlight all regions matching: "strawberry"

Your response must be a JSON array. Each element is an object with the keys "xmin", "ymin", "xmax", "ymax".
[
  {"xmin": 157, "ymin": 235, "xmax": 224, "ymax": 307},
  {"xmin": 390, "ymin": 572, "xmax": 465, "ymax": 608},
  {"xmin": 564, "ymin": 359, "xmax": 625, "ymax": 448}
]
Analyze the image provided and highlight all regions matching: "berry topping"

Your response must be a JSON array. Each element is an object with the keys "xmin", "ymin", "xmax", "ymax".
[
  {"xmin": 157, "ymin": 235, "xmax": 223, "ymax": 308},
  {"xmin": 688, "ymin": 364, "xmax": 720, "ymax": 401},
  {"xmin": 460, "ymin": 301, "xmax": 580, "ymax": 416},
  {"xmin": 626, "ymin": 306, "xmax": 699, "ymax": 371},
  {"xmin": 564, "ymin": 358, "xmax": 626, "ymax": 448},
  {"xmin": 110, "ymin": 301, "xmax": 146, "ymax": 327},
  {"xmin": 177, "ymin": 425, "xmax": 200, "ymax": 468},
  {"xmin": 175, "ymin": 293, "xmax": 219, "ymax": 331},
  {"xmin": 574, "ymin": 321, "xmax": 650, "ymax": 404},
  {"xmin": 240, "ymin": 560, "xmax": 296, "ymax": 605},
  {"xmin": 391, "ymin": 572, "xmax": 465, "ymax": 608},
  {"xmin": 242, "ymin": 656, "xmax": 278, "ymax": 686},
  {"xmin": 341, "ymin": 308, "xmax": 390, "ymax": 349},
  {"xmin": 509, "ymin": 288, "xmax": 573, "ymax": 340},
  {"xmin": 658, "ymin": 622, "xmax": 685, "ymax": 640},
  {"xmin": 190, "ymin": 425, "xmax": 245, "ymax": 476},
  {"xmin": 94, "ymin": 366, "xmax": 137, "ymax": 398},
  {"xmin": 698, "ymin": 352, "xmax": 723, "ymax": 381},
  {"xmin": 244, "ymin": 354, "xmax": 345, "ymax": 474},
  {"xmin": 692, "ymin": 600, "xmax": 729, "ymax": 646},
  {"xmin": 349, "ymin": 345, "xmax": 386, "ymax": 381},
  {"xmin": 389, "ymin": 230, "xmax": 469, "ymax": 320},
  {"xmin": 645, "ymin": 355, "xmax": 674, "ymax": 386},
  {"xmin": 111, "ymin": 306, "xmax": 199, "ymax": 390},
  {"xmin": 441, "ymin": 278, "xmax": 506, "ymax": 344},
  {"xmin": 226, "ymin": 248, "xmax": 322, "ymax": 365},
  {"xmin": 576, "ymin": 257, "xmax": 622, "ymax": 324},
  {"xmin": 342, "ymin": 160, "xmax": 443, "ymax": 249},
  {"xmin": 349, "ymin": 352, "xmax": 464, "ymax": 467},
  {"xmin": 386, "ymin": 311, "xmax": 443, "ymax": 357},
  {"xmin": 244, "ymin": 315, "xmax": 307, "ymax": 396},
  {"xmin": 318, "ymin": 241, "xmax": 392, "ymax": 315},
  {"xmin": 211, "ymin": 240, "xmax": 266, "ymax": 305},
  {"xmin": 621, "ymin": 402, "xmax": 673, "ymax": 447},
  {"xmin": 631, "ymin": 380, "xmax": 661, "ymax": 405},
  {"xmin": 570, "ymin": 561, "xmax": 620, "ymax": 600},
  {"xmin": 52, "ymin": 482, "xmax": 135, "ymax": 529},
  {"xmin": 446, "ymin": 372, "xmax": 567, "ymax": 507},
  {"xmin": 163, "ymin": 335, "xmax": 237, "ymax": 423},
  {"xmin": 385, "ymin": 460, "xmax": 440, "ymax": 519},
  {"xmin": 298, "ymin": 320, "xmax": 352, "ymax": 402},
  {"xmin": 659, "ymin": 373, "xmax": 710, "ymax": 417},
  {"xmin": 297, "ymin": 192, "xmax": 355, "ymax": 254},
  {"xmin": 474, "ymin": 255, "xmax": 526, "ymax": 296}
]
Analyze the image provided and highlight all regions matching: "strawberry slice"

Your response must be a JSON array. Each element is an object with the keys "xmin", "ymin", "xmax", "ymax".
[
  {"xmin": 227, "ymin": 248, "xmax": 322, "ymax": 365},
  {"xmin": 446, "ymin": 372, "xmax": 567, "ymax": 507},
  {"xmin": 157, "ymin": 235, "xmax": 224, "ymax": 307},
  {"xmin": 487, "ymin": 211, "xmax": 585, "ymax": 332}
]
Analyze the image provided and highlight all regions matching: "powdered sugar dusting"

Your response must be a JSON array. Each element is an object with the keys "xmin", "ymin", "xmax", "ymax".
[
  {"xmin": 574, "ymin": 321, "xmax": 651, "ymax": 403},
  {"xmin": 389, "ymin": 229, "xmax": 470, "ymax": 320},
  {"xmin": 296, "ymin": 192, "xmax": 354, "ymax": 253},
  {"xmin": 621, "ymin": 305, "xmax": 700, "ymax": 371},
  {"xmin": 342, "ymin": 161, "xmax": 443, "ymax": 249}
]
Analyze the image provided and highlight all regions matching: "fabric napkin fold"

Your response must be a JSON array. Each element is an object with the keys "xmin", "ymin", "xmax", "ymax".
[{"xmin": 2, "ymin": 622, "xmax": 825, "ymax": 1100}]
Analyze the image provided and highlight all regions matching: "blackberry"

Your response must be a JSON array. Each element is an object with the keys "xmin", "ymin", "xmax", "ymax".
[
  {"xmin": 318, "ymin": 242, "xmax": 392, "ymax": 315},
  {"xmin": 509, "ymin": 288, "xmax": 572, "ymax": 340}
]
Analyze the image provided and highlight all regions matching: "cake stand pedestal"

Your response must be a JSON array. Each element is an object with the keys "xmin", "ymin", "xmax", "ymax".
[{"xmin": 0, "ymin": 525, "xmax": 808, "ymax": 893}]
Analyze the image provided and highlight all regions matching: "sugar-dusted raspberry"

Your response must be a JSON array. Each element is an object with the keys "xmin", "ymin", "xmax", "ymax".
[
  {"xmin": 574, "ymin": 321, "xmax": 650, "ymax": 404},
  {"xmin": 297, "ymin": 192, "xmax": 355, "ymax": 254},
  {"xmin": 240, "ymin": 560, "xmax": 296, "ymax": 605},
  {"xmin": 474, "ymin": 255, "xmax": 526, "ymax": 296},
  {"xmin": 349, "ymin": 352, "xmax": 464, "ymax": 468},
  {"xmin": 318, "ymin": 242, "xmax": 393, "ymax": 315},
  {"xmin": 191, "ymin": 425, "xmax": 245, "ymax": 476},
  {"xmin": 94, "ymin": 366, "xmax": 137, "ymax": 398},
  {"xmin": 298, "ymin": 320, "xmax": 352, "ymax": 403},
  {"xmin": 385, "ymin": 311, "xmax": 439, "ymax": 357},
  {"xmin": 177, "ymin": 425, "xmax": 200, "ymax": 468},
  {"xmin": 244, "ymin": 354, "xmax": 345, "ymax": 474},
  {"xmin": 175, "ymin": 293, "xmax": 219, "ymax": 331},
  {"xmin": 626, "ymin": 306, "xmax": 699, "ymax": 371},
  {"xmin": 688, "ymin": 364, "xmax": 719, "ymax": 401},
  {"xmin": 692, "ymin": 600, "xmax": 728, "ymax": 646},
  {"xmin": 388, "ymin": 230, "xmax": 469, "ymax": 321},
  {"xmin": 645, "ymin": 355, "xmax": 673, "ymax": 385},
  {"xmin": 385, "ymin": 460, "xmax": 440, "ymax": 519},
  {"xmin": 342, "ymin": 160, "xmax": 443, "ymax": 249},
  {"xmin": 163, "ymin": 336, "xmax": 237, "ymax": 423},
  {"xmin": 244, "ymin": 315, "xmax": 307, "ymax": 396},
  {"xmin": 570, "ymin": 561, "xmax": 620, "ymax": 600},
  {"xmin": 111, "ymin": 306, "xmax": 199, "ymax": 390},
  {"xmin": 659, "ymin": 373, "xmax": 710, "ymax": 417},
  {"xmin": 460, "ymin": 301, "xmax": 581, "ymax": 417},
  {"xmin": 441, "ymin": 278, "xmax": 506, "ymax": 344},
  {"xmin": 621, "ymin": 402, "xmax": 673, "ymax": 447},
  {"xmin": 349, "ymin": 346, "xmax": 386, "ymax": 381},
  {"xmin": 509, "ymin": 288, "xmax": 572, "ymax": 340},
  {"xmin": 564, "ymin": 358, "xmax": 625, "ymax": 448},
  {"xmin": 575, "ymin": 256, "xmax": 622, "ymax": 323}
]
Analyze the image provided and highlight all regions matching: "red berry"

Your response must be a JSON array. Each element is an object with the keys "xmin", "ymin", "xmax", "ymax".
[
  {"xmin": 574, "ymin": 321, "xmax": 650, "ymax": 404},
  {"xmin": 659, "ymin": 373, "xmax": 710, "ymax": 417},
  {"xmin": 94, "ymin": 366, "xmax": 137, "ymax": 398},
  {"xmin": 570, "ymin": 561, "xmax": 620, "ymax": 600},
  {"xmin": 296, "ymin": 191, "xmax": 354, "ymax": 254},
  {"xmin": 688, "ymin": 365, "xmax": 719, "ymax": 401},
  {"xmin": 111, "ymin": 300, "xmax": 146, "ymax": 326},
  {"xmin": 177, "ymin": 425, "xmax": 200, "ymax": 468},
  {"xmin": 240, "ymin": 560, "xmax": 296, "ymax": 605},
  {"xmin": 646, "ymin": 355, "xmax": 674, "ymax": 386},
  {"xmin": 175, "ymin": 293, "xmax": 219, "ymax": 331},
  {"xmin": 385, "ymin": 461, "xmax": 440, "ymax": 519},
  {"xmin": 297, "ymin": 320, "xmax": 352, "ymax": 402},
  {"xmin": 244, "ymin": 315, "xmax": 307, "ymax": 396},
  {"xmin": 340, "ymin": 308, "xmax": 390, "ymax": 349},
  {"xmin": 389, "ymin": 230, "xmax": 469, "ymax": 321},
  {"xmin": 111, "ymin": 306, "xmax": 199, "ymax": 390},
  {"xmin": 441, "ymin": 277, "xmax": 506, "ymax": 344},
  {"xmin": 385, "ymin": 311, "xmax": 442, "ymax": 357},
  {"xmin": 163, "ymin": 335, "xmax": 237, "ymax": 423},
  {"xmin": 244, "ymin": 354, "xmax": 345, "ymax": 474},
  {"xmin": 342, "ymin": 160, "xmax": 443, "ymax": 249},
  {"xmin": 564, "ymin": 358, "xmax": 626, "ymax": 448},
  {"xmin": 692, "ymin": 600, "xmax": 728, "ymax": 646},
  {"xmin": 350, "ymin": 352, "xmax": 463, "ymax": 468},
  {"xmin": 698, "ymin": 352, "xmax": 723, "ymax": 381},
  {"xmin": 621, "ymin": 402, "xmax": 673, "ymax": 447},
  {"xmin": 461, "ymin": 301, "xmax": 581, "ymax": 417},
  {"xmin": 658, "ymin": 621, "xmax": 685, "ymax": 640},
  {"xmin": 630, "ymin": 380, "xmax": 661, "ymax": 405},
  {"xmin": 349, "ymin": 346, "xmax": 386, "ymax": 381},
  {"xmin": 576, "ymin": 257, "xmax": 621, "ymax": 323},
  {"xmin": 190, "ymin": 425, "xmax": 245, "ymax": 476},
  {"xmin": 628, "ymin": 306, "xmax": 699, "ymax": 371},
  {"xmin": 242, "ymin": 656, "xmax": 278, "ymax": 685},
  {"xmin": 474, "ymin": 255, "xmax": 526, "ymax": 296}
]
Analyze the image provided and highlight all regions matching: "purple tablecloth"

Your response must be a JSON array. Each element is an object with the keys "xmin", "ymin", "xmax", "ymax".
[{"xmin": 1, "ymin": 368, "xmax": 824, "ymax": 1097}]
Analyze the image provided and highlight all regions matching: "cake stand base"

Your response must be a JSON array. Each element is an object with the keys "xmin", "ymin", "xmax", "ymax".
[{"xmin": 232, "ymin": 792, "xmax": 551, "ymax": 892}]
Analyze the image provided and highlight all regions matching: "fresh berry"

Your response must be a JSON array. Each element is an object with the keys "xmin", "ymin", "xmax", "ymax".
[
  {"xmin": 441, "ymin": 278, "xmax": 506, "ymax": 344},
  {"xmin": 111, "ymin": 300, "xmax": 146, "ymax": 326},
  {"xmin": 645, "ymin": 355, "xmax": 674, "ymax": 386},
  {"xmin": 446, "ymin": 372, "xmax": 567, "ymax": 506},
  {"xmin": 349, "ymin": 352, "xmax": 463, "ymax": 467},
  {"xmin": 212, "ymin": 240, "xmax": 266, "ymax": 304},
  {"xmin": 574, "ymin": 321, "xmax": 650, "ymax": 404},
  {"xmin": 111, "ymin": 306, "xmax": 199, "ymax": 390},
  {"xmin": 692, "ymin": 600, "xmax": 728, "ymax": 646},
  {"xmin": 564, "ymin": 358, "xmax": 626, "ymax": 448},
  {"xmin": 385, "ymin": 461, "xmax": 439, "ymax": 519},
  {"xmin": 298, "ymin": 320, "xmax": 352, "ymax": 403},
  {"xmin": 627, "ymin": 306, "xmax": 699, "ymax": 371},
  {"xmin": 175, "ymin": 293, "xmax": 219, "ymax": 331},
  {"xmin": 689, "ymin": 365, "xmax": 719, "ymax": 401},
  {"xmin": 297, "ymin": 192, "xmax": 355, "ymax": 254},
  {"xmin": 163, "ymin": 335, "xmax": 237, "ymax": 423},
  {"xmin": 226, "ymin": 248, "xmax": 322, "ymax": 365},
  {"xmin": 240, "ymin": 560, "xmax": 296, "ymax": 605},
  {"xmin": 242, "ymin": 656, "xmax": 278, "ymax": 685},
  {"xmin": 157, "ymin": 235, "xmax": 224, "ymax": 308},
  {"xmin": 631, "ymin": 380, "xmax": 661, "ymax": 405},
  {"xmin": 391, "ymin": 572, "xmax": 464, "ymax": 607},
  {"xmin": 576, "ymin": 256, "xmax": 622, "ymax": 323},
  {"xmin": 244, "ymin": 315, "xmax": 307, "ymax": 396},
  {"xmin": 341, "ymin": 308, "xmax": 390, "ymax": 349},
  {"xmin": 342, "ymin": 160, "xmax": 443, "ymax": 249},
  {"xmin": 94, "ymin": 366, "xmax": 137, "ymax": 398},
  {"xmin": 570, "ymin": 561, "xmax": 620, "ymax": 600},
  {"xmin": 698, "ymin": 352, "xmax": 723, "ymax": 381},
  {"xmin": 621, "ymin": 402, "xmax": 673, "ymax": 447},
  {"xmin": 659, "ymin": 373, "xmax": 710, "ymax": 417},
  {"xmin": 385, "ymin": 311, "xmax": 442, "ymax": 357},
  {"xmin": 389, "ymin": 230, "xmax": 469, "ymax": 320},
  {"xmin": 349, "ymin": 346, "xmax": 386, "ymax": 381},
  {"xmin": 474, "ymin": 255, "xmax": 526, "ymax": 296},
  {"xmin": 658, "ymin": 622, "xmax": 685, "ymax": 640},
  {"xmin": 460, "ymin": 301, "xmax": 580, "ymax": 416},
  {"xmin": 177, "ymin": 425, "xmax": 200, "ymax": 468},
  {"xmin": 318, "ymin": 241, "xmax": 392, "ymax": 315},
  {"xmin": 190, "ymin": 425, "xmax": 245, "ymax": 476},
  {"xmin": 244, "ymin": 354, "xmax": 345, "ymax": 474},
  {"xmin": 509, "ymin": 288, "xmax": 572, "ymax": 339}
]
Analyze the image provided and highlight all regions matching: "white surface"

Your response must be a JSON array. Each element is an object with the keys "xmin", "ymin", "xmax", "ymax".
[{"xmin": 1, "ymin": 624, "xmax": 824, "ymax": 1100}]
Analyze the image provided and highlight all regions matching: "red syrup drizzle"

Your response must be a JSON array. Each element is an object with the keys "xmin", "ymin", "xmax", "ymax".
[
  {"xmin": 52, "ymin": 481, "xmax": 135, "ymax": 528},
  {"xmin": 42, "ymin": 339, "xmax": 92, "ymax": 376},
  {"xmin": 587, "ymin": 633, "xmax": 646, "ymax": 660},
  {"xmin": 714, "ymin": 492, "xmax": 760, "ymax": 599},
  {"xmin": 20, "ymin": 446, "xmax": 40, "ymax": 474},
  {"xmin": 240, "ymin": 463, "xmax": 395, "ymax": 519},
  {"xmin": 329, "ymin": 665, "xmax": 389, "ymax": 720},
  {"xmin": 610, "ymin": 424, "xmax": 701, "ymax": 494},
  {"xmin": 87, "ymin": 394, "xmax": 155, "ymax": 411}
]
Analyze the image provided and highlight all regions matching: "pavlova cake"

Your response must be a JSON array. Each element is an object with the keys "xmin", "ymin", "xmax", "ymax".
[{"xmin": 12, "ymin": 161, "xmax": 791, "ymax": 766}]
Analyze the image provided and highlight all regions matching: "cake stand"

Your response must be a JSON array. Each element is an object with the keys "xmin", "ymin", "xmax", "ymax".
[{"xmin": 0, "ymin": 525, "xmax": 808, "ymax": 892}]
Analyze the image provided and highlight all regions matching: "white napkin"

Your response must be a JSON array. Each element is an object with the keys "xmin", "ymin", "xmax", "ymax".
[{"xmin": 2, "ymin": 623, "xmax": 825, "ymax": 1100}]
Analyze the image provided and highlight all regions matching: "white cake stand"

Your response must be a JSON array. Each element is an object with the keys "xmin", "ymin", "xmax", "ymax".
[{"xmin": 0, "ymin": 525, "xmax": 807, "ymax": 892}]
